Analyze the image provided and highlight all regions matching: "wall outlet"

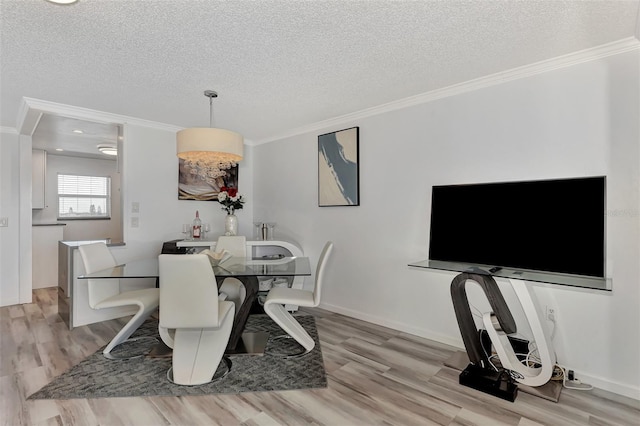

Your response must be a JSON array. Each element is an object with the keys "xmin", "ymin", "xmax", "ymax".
[
  {"xmin": 131, "ymin": 217, "xmax": 139, "ymax": 228},
  {"xmin": 132, "ymin": 202, "xmax": 140, "ymax": 213},
  {"xmin": 546, "ymin": 306, "xmax": 556, "ymax": 321},
  {"xmin": 0, "ymin": 217, "xmax": 8, "ymax": 227}
]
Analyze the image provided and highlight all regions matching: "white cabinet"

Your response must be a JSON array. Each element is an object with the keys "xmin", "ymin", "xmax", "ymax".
[
  {"xmin": 32, "ymin": 225, "xmax": 64, "ymax": 289},
  {"xmin": 32, "ymin": 149, "xmax": 46, "ymax": 209}
]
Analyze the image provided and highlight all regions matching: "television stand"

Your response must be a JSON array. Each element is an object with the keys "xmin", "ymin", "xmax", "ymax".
[
  {"xmin": 408, "ymin": 262, "xmax": 557, "ymax": 401},
  {"xmin": 457, "ymin": 271, "xmax": 556, "ymax": 398}
]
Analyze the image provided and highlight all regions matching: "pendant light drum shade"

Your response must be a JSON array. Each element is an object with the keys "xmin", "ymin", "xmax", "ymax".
[{"xmin": 176, "ymin": 127, "xmax": 243, "ymax": 163}]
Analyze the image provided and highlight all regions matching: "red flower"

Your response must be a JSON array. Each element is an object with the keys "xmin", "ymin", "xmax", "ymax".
[{"xmin": 226, "ymin": 187, "xmax": 238, "ymax": 197}]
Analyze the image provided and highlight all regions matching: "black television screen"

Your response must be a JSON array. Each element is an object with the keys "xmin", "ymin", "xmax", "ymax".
[{"xmin": 428, "ymin": 176, "xmax": 606, "ymax": 278}]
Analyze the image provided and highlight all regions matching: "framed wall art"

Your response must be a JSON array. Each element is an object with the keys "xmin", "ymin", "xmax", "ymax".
[
  {"xmin": 178, "ymin": 159, "xmax": 239, "ymax": 201},
  {"xmin": 318, "ymin": 126, "xmax": 359, "ymax": 206}
]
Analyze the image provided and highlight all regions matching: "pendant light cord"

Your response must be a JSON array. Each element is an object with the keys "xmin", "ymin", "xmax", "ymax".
[
  {"xmin": 205, "ymin": 89, "xmax": 218, "ymax": 128},
  {"xmin": 209, "ymin": 95, "xmax": 214, "ymax": 128}
]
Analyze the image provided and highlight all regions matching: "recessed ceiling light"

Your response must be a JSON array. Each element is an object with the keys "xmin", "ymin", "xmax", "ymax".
[
  {"xmin": 97, "ymin": 144, "xmax": 117, "ymax": 156},
  {"xmin": 46, "ymin": 0, "xmax": 79, "ymax": 4},
  {"xmin": 72, "ymin": 129, "xmax": 84, "ymax": 134},
  {"xmin": 55, "ymin": 148, "xmax": 64, "ymax": 151}
]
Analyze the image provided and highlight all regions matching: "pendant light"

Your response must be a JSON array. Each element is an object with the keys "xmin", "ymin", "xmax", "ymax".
[{"xmin": 176, "ymin": 90, "xmax": 244, "ymax": 183}]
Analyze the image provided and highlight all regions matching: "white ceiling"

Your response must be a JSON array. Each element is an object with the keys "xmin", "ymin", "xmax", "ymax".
[
  {"xmin": 2, "ymin": 0, "xmax": 639, "ymax": 152},
  {"xmin": 31, "ymin": 115, "xmax": 120, "ymax": 160}
]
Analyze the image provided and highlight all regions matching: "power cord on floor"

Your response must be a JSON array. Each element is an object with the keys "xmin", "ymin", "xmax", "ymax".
[{"xmin": 553, "ymin": 364, "xmax": 594, "ymax": 390}]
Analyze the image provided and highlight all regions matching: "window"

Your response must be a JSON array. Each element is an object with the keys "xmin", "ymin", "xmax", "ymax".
[{"xmin": 57, "ymin": 174, "xmax": 111, "ymax": 219}]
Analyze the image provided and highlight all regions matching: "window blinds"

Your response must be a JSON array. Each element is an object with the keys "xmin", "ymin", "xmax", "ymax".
[{"xmin": 57, "ymin": 174, "xmax": 111, "ymax": 218}]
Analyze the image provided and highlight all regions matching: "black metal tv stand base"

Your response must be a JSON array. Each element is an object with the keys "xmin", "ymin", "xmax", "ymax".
[{"xmin": 459, "ymin": 364, "xmax": 518, "ymax": 402}]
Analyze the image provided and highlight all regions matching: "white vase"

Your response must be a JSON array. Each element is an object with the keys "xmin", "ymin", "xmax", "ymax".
[{"xmin": 225, "ymin": 214, "xmax": 238, "ymax": 236}]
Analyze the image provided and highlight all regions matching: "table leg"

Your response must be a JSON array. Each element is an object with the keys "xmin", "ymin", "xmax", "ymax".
[{"xmin": 217, "ymin": 276, "xmax": 262, "ymax": 353}]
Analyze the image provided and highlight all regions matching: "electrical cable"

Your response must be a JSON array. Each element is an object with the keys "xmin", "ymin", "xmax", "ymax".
[
  {"xmin": 479, "ymin": 330, "xmax": 499, "ymax": 372},
  {"xmin": 555, "ymin": 364, "xmax": 593, "ymax": 390},
  {"xmin": 481, "ymin": 305, "xmax": 591, "ymax": 391},
  {"xmin": 478, "ymin": 308, "xmax": 560, "ymax": 382}
]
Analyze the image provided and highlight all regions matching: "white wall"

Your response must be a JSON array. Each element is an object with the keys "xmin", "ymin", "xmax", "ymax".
[
  {"xmin": 32, "ymin": 154, "xmax": 122, "ymax": 242},
  {"xmin": 0, "ymin": 130, "xmax": 22, "ymax": 306},
  {"xmin": 252, "ymin": 50, "xmax": 640, "ymax": 398}
]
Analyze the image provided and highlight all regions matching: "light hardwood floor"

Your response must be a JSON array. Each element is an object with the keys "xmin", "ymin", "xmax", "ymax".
[{"xmin": 2, "ymin": 288, "xmax": 639, "ymax": 425}]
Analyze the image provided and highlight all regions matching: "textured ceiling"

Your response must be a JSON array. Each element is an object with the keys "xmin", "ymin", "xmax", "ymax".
[{"xmin": 1, "ymin": 0, "xmax": 639, "ymax": 144}]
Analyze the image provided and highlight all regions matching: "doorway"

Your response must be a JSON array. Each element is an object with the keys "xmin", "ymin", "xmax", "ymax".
[{"xmin": 31, "ymin": 114, "xmax": 123, "ymax": 243}]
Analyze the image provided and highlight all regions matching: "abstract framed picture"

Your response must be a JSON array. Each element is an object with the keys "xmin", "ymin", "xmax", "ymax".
[
  {"xmin": 318, "ymin": 126, "xmax": 360, "ymax": 206},
  {"xmin": 178, "ymin": 159, "xmax": 239, "ymax": 201}
]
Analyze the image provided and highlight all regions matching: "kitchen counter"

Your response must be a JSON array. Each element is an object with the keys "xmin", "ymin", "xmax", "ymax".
[
  {"xmin": 32, "ymin": 225, "xmax": 66, "ymax": 289},
  {"xmin": 60, "ymin": 238, "xmax": 124, "ymax": 247}
]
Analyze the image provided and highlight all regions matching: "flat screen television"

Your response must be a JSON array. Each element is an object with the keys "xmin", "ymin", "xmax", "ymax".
[{"xmin": 428, "ymin": 176, "xmax": 606, "ymax": 278}]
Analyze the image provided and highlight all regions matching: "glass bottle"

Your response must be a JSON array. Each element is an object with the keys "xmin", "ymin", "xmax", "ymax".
[{"xmin": 192, "ymin": 210, "xmax": 202, "ymax": 239}]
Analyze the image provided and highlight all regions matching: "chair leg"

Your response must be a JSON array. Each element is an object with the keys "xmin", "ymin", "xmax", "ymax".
[
  {"xmin": 103, "ymin": 336, "xmax": 158, "ymax": 360},
  {"xmin": 103, "ymin": 304, "xmax": 157, "ymax": 360},
  {"xmin": 264, "ymin": 303, "xmax": 315, "ymax": 356},
  {"xmin": 167, "ymin": 356, "xmax": 232, "ymax": 385},
  {"xmin": 168, "ymin": 304, "xmax": 234, "ymax": 386}
]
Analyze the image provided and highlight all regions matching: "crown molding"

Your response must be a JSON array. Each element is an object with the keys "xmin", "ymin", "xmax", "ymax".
[
  {"xmin": 16, "ymin": 97, "xmax": 183, "ymax": 136},
  {"xmin": 0, "ymin": 126, "xmax": 18, "ymax": 134},
  {"xmin": 256, "ymin": 37, "xmax": 640, "ymax": 145},
  {"xmin": 15, "ymin": 97, "xmax": 259, "ymax": 147},
  {"xmin": 13, "ymin": 37, "xmax": 639, "ymax": 144}
]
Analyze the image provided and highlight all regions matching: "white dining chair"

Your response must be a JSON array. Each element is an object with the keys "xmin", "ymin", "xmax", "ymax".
[
  {"xmin": 158, "ymin": 254, "xmax": 235, "ymax": 385},
  {"xmin": 216, "ymin": 235, "xmax": 247, "ymax": 312},
  {"xmin": 78, "ymin": 242, "xmax": 159, "ymax": 360},
  {"xmin": 263, "ymin": 241, "xmax": 333, "ymax": 357}
]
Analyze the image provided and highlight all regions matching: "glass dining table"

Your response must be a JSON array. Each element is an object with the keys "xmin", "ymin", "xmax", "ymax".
[{"xmin": 79, "ymin": 255, "xmax": 312, "ymax": 355}]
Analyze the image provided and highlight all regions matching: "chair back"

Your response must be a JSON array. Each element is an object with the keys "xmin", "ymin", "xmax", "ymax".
[
  {"xmin": 158, "ymin": 254, "xmax": 221, "ymax": 329},
  {"xmin": 313, "ymin": 241, "xmax": 334, "ymax": 306},
  {"xmin": 78, "ymin": 242, "xmax": 120, "ymax": 309},
  {"xmin": 216, "ymin": 236, "xmax": 247, "ymax": 257}
]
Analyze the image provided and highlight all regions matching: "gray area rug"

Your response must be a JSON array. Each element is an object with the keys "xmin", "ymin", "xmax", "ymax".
[{"xmin": 29, "ymin": 314, "xmax": 326, "ymax": 399}]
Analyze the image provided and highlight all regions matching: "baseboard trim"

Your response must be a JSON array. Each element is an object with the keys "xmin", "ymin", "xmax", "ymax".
[
  {"xmin": 0, "ymin": 296, "xmax": 20, "ymax": 307},
  {"xmin": 318, "ymin": 301, "xmax": 464, "ymax": 350},
  {"xmin": 573, "ymin": 371, "xmax": 640, "ymax": 402}
]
